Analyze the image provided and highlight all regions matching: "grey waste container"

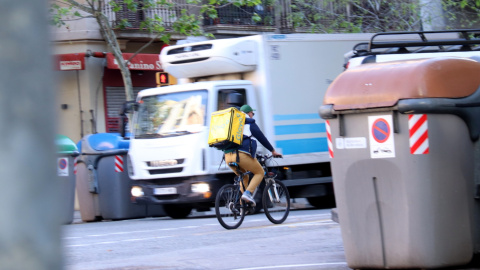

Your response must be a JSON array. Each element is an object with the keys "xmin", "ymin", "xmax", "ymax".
[
  {"xmin": 56, "ymin": 135, "xmax": 79, "ymax": 225},
  {"xmin": 320, "ymin": 57, "xmax": 480, "ymax": 269},
  {"xmin": 76, "ymin": 133, "xmax": 164, "ymax": 222}
]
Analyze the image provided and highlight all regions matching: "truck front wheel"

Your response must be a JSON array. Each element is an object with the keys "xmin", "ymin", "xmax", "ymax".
[{"xmin": 163, "ymin": 204, "xmax": 193, "ymax": 219}]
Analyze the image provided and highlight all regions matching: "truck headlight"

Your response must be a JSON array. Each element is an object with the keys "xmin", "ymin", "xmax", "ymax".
[
  {"xmin": 131, "ymin": 186, "xmax": 144, "ymax": 197},
  {"xmin": 191, "ymin": 182, "xmax": 210, "ymax": 193}
]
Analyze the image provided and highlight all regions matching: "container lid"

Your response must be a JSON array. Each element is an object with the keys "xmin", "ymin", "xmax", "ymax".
[
  {"xmin": 324, "ymin": 57, "xmax": 480, "ymax": 110},
  {"xmin": 56, "ymin": 134, "xmax": 78, "ymax": 154},
  {"xmin": 82, "ymin": 133, "xmax": 130, "ymax": 153}
]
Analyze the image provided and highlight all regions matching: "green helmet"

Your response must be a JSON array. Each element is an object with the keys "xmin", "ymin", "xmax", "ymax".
[{"xmin": 240, "ymin": 104, "xmax": 255, "ymax": 113}]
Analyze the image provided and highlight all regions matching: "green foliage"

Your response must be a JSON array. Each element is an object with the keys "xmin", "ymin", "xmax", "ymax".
[
  {"xmin": 117, "ymin": 19, "xmax": 132, "ymax": 29},
  {"xmin": 49, "ymin": 4, "xmax": 72, "ymax": 27},
  {"xmin": 290, "ymin": 0, "xmax": 480, "ymax": 33},
  {"xmin": 291, "ymin": 0, "xmax": 423, "ymax": 33},
  {"xmin": 50, "ymin": 0, "xmax": 257, "ymax": 44},
  {"xmin": 49, "ymin": 0, "xmax": 480, "ymax": 40},
  {"xmin": 171, "ymin": 10, "xmax": 202, "ymax": 36},
  {"xmin": 443, "ymin": 0, "xmax": 480, "ymax": 29}
]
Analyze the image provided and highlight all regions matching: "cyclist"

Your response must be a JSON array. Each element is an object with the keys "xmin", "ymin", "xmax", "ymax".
[{"xmin": 224, "ymin": 104, "xmax": 282, "ymax": 205}]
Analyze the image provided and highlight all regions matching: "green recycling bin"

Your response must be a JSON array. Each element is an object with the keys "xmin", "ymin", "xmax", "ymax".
[
  {"xmin": 320, "ymin": 57, "xmax": 480, "ymax": 269},
  {"xmin": 56, "ymin": 134, "xmax": 79, "ymax": 225}
]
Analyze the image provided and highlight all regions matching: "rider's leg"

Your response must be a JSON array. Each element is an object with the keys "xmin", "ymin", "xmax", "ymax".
[
  {"xmin": 225, "ymin": 152, "xmax": 265, "ymax": 193},
  {"xmin": 237, "ymin": 153, "xmax": 264, "ymax": 193},
  {"xmin": 225, "ymin": 152, "xmax": 248, "ymax": 192}
]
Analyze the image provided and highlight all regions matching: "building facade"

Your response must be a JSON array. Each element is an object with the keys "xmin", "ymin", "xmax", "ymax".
[{"xmin": 51, "ymin": 0, "xmax": 290, "ymax": 143}]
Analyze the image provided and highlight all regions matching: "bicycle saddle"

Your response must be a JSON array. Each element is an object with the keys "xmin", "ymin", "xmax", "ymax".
[{"xmin": 228, "ymin": 162, "xmax": 240, "ymax": 169}]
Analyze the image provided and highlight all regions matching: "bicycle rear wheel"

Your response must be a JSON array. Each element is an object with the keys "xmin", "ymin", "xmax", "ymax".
[
  {"xmin": 262, "ymin": 180, "xmax": 290, "ymax": 224},
  {"xmin": 215, "ymin": 184, "xmax": 245, "ymax": 229}
]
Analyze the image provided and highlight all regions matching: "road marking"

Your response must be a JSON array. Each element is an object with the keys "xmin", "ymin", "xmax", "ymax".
[
  {"xmin": 261, "ymin": 220, "xmax": 337, "ymax": 229},
  {"xmin": 64, "ymin": 219, "xmax": 335, "ymax": 247},
  {"xmin": 64, "ymin": 212, "xmax": 336, "ymax": 247},
  {"xmin": 65, "ymin": 228, "xmax": 180, "ymax": 240},
  {"xmin": 179, "ymin": 226, "xmax": 200, "ymax": 229},
  {"xmin": 65, "ymin": 236, "xmax": 173, "ymax": 247},
  {"xmin": 232, "ymin": 262, "xmax": 348, "ymax": 270}
]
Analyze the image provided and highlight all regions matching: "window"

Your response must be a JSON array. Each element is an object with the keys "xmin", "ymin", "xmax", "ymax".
[
  {"xmin": 217, "ymin": 89, "xmax": 247, "ymax": 111},
  {"xmin": 135, "ymin": 90, "xmax": 208, "ymax": 138}
]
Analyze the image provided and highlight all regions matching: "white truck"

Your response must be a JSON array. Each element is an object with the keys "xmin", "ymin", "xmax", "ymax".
[{"xmin": 126, "ymin": 33, "xmax": 372, "ymax": 218}]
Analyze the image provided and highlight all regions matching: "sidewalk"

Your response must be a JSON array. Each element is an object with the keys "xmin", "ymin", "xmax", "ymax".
[{"xmin": 72, "ymin": 210, "xmax": 83, "ymax": 224}]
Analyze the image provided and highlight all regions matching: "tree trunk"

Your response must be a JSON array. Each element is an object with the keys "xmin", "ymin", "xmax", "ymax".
[
  {"xmin": 420, "ymin": 0, "xmax": 445, "ymax": 31},
  {"xmin": 95, "ymin": 7, "xmax": 134, "ymax": 102}
]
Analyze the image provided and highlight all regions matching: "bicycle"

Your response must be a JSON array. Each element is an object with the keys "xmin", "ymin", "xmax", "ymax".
[{"xmin": 215, "ymin": 154, "xmax": 290, "ymax": 229}]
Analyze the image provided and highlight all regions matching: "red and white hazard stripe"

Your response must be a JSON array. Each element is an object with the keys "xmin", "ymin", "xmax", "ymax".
[
  {"xmin": 73, "ymin": 157, "xmax": 78, "ymax": 175},
  {"xmin": 326, "ymin": 120, "xmax": 334, "ymax": 158},
  {"xmin": 115, "ymin": 155, "xmax": 124, "ymax": 172},
  {"xmin": 408, "ymin": 114, "xmax": 429, "ymax": 155}
]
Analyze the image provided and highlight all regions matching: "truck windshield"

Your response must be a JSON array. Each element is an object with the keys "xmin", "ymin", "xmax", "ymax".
[{"xmin": 134, "ymin": 90, "xmax": 208, "ymax": 138}]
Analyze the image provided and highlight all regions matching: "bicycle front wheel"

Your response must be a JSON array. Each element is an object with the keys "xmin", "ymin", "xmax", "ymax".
[
  {"xmin": 262, "ymin": 180, "xmax": 290, "ymax": 224},
  {"xmin": 215, "ymin": 184, "xmax": 245, "ymax": 229}
]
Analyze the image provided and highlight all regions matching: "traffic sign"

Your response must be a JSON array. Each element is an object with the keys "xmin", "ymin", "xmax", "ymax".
[
  {"xmin": 368, "ymin": 115, "xmax": 395, "ymax": 158},
  {"xmin": 57, "ymin": 157, "xmax": 69, "ymax": 176},
  {"xmin": 371, "ymin": 118, "xmax": 390, "ymax": 143}
]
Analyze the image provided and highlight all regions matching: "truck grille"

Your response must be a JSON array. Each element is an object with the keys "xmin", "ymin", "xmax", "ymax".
[{"xmin": 149, "ymin": 168, "xmax": 183, "ymax": 175}]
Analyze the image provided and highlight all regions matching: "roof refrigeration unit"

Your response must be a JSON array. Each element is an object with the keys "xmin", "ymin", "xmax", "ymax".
[{"xmin": 160, "ymin": 38, "xmax": 258, "ymax": 78}]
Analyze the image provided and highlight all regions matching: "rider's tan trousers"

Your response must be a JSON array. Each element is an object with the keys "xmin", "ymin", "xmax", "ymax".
[{"xmin": 225, "ymin": 151, "xmax": 265, "ymax": 194}]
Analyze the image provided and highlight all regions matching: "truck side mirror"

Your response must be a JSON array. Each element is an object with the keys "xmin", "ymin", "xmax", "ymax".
[
  {"xmin": 132, "ymin": 103, "xmax": 139, "ymax": 111},
  {"xmin": 119, "ymin": 101, "xmax": 137, "ymax": 138},
  {"xmin": 121, "ymin": 101, "xmax": 138, "ymax": 114},
  {"xmin": 119, "ymin": 114, "xmax": 128, "ymax": 138}
]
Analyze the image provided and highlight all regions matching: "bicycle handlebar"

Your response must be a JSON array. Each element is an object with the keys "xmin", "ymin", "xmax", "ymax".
[
  {"xmin": 256, "ymin": 154, "xmax": 282, "ymax": 169},
  {"xmin": 256, "ymin": 153, "xmax": 283, "ymax": 160}
]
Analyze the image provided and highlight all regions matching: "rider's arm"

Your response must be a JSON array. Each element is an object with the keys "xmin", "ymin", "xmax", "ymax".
[{"xmin": 249, "ymin": 121, "xmax": 275, "ymax": 152}]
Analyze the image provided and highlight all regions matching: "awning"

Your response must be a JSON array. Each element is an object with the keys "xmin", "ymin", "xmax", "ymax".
[
  {"xmin": 54, "ymin": 52, "xmax": 163, "ymax": 71},
  {"xmin": 106, "ymin": 53, "xmax": 162, "ymax": 71},
  {"xmin": 55, "ymin": 53, "xmax": 86, "ymax": 71}
]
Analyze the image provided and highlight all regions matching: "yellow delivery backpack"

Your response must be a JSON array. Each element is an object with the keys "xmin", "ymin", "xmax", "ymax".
[{"xmin": 208, "ymin": 107, "xmax": 245, "ymax": 150}]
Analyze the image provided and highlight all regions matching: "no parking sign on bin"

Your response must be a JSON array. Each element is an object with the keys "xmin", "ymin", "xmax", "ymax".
[
  {"xmin": 56, "ymin": 134, "xmax": 79, "ymax": 224},
  {"xmin": 368, "ymin": 115, "xmax": 395, "ymax": 159},
  {"xmin": 58, "ymin": 157, "xmax": 70, "ymax": 176}
]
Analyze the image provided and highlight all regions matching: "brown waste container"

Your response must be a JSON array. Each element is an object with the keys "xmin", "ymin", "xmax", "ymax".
[{"xmin": 320, "ymin": 57, "xmax": 480, "ymax": 269}]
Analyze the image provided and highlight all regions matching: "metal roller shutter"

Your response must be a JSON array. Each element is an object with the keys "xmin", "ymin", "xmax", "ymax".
[{"xmin": 105, "ymin": 87, "xmax": 146, "ymax": 133}]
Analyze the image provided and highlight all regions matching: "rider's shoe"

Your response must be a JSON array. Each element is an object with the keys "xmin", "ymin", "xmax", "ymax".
[{"xmin": 241, "ymin": 190, "xmax": 256, "ymax": 206}]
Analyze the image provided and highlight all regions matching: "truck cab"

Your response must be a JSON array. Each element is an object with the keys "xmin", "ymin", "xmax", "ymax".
[{"xmin": 128, "ymin": 81, "xmax": 257, "ymax": 218}]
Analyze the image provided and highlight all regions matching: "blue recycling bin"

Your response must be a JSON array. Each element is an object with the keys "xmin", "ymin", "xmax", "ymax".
[{"xmin": 76, "ymin": 133, "xmax": 164, "ymax": 222}]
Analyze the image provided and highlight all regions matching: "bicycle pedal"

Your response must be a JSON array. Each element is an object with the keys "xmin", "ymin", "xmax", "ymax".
[{"xmin": 246, "ymin": 206, "xmax": 255, "ymax": 215}]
